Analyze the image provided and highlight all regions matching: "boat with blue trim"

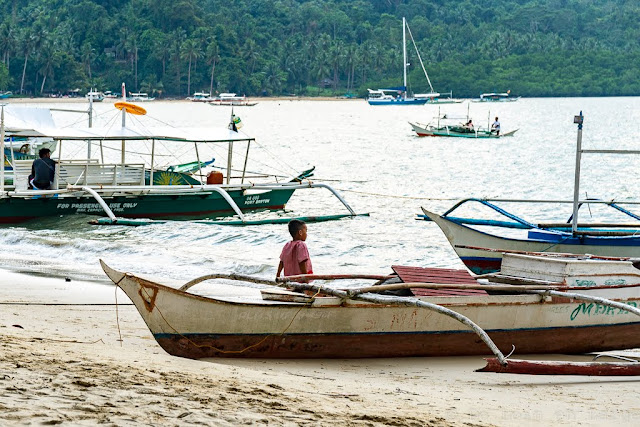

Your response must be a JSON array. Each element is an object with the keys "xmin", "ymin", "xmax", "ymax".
[
  {"xmin": 368, "ymin": 17, "xmax": 453, "ymax": 106},
  {"xmin": 420, "ymin": 112, "xmax": 640, "ymax": 273}
]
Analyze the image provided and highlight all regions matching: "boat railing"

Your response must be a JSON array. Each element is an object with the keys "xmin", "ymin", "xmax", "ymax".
[
  {"xmin": 54, "ymin": 161, "xmax": 146, "ymax": 188},
  {"xmin": 419, "ymin": 197, "xmax": 640, "ymax": 232}
]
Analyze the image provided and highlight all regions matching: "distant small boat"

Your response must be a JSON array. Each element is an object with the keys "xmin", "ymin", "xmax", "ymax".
[
  {"xmin": 367, "ymin": 88, "xmax": 427, "ymax": 105},
  {"xmin": 188, "ymin": 92, "xmax": 212, "ymax": 102},
  {"xmin": 85, "ymin": 90, "xmax": 104, "ymax": 102},
  {"xmin": 409, "ymin": 107, "xmax": 517, "ymax": 138},
  {"xmin": 0, "ymin": 91, "xmax": 12, "ymax": 99},
  {"xmin": 103, "ymin": 91, "xmax": 118, "ymax": 99},
  {"xmin": 414, "ymin": 91, "xmax": 463, "ymax": 104},
  {"xmin": 473, "ymin": 91, "xmax": 519, "ymax": 102},
  {"xmin": 209, "ymin": 93, "xmax": 257, "ymax": 106},
  {"xmin": 409, "ymin": 121, "xmax": 517, "ymax": 138},
  {"xmin": 127, "ymin": 92, "xmax": 155, "ymax": 102},
  {"xmin": 368, "ymin": 18, "xmax": 454, "ymax": 106}
]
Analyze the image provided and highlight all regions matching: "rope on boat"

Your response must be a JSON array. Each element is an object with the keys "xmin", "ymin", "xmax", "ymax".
[
  {"xmin": 135, "ymin": 274, "xmax": 322, "ymax": 355},
  {"xmin": 122, "ymin": 270, "xmax": 506, "ymax": 362}
]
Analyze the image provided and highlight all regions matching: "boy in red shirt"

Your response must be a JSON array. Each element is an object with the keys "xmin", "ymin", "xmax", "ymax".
[{"xmin": 277, "ymin": 219, "xmax": 313, "ymax": 278}]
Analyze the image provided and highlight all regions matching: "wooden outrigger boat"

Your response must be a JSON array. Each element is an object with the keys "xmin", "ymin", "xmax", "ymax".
[
  {"xmin": 409, "ymin": 106, "xmax": 517, "ymax": 138},
  {"xmin": 409, "ymin": 122, "xmax": 517, "ymax": 138},
  {"xmin": 0, "ymin": 96, "xmax": 361, "ymax": 225},
  {"xmin": 421, "ymin": 112, "xmax": 640, "ymax": 272},
  {"xmin": 100, "ymin": 252, "xmax": 640, "ymax": 362}
]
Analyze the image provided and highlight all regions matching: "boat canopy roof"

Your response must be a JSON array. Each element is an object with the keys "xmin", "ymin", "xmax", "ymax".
[
  {"xmin": 480, "ymin": 92, "xmax": 509, "ymax": 98},
  {"xmin": 3, "ymin": 105, "xmax": 56, "ymax": 132},
  {"xmin": 8, "ymin": 125, "xmax": 254, "ymax": 143},
  {"xmin": 368, "ymin": 87, "xmax": 406, "ymax": 93}
]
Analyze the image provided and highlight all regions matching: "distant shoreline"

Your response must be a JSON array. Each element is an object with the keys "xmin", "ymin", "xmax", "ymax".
[{"xmin": 4, "ymin": 96, "xmax": 362, "ymax": 103}]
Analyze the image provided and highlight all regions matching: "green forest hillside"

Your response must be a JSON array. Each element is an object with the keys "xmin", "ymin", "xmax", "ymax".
[{"xmin": 0, "ymin": 0, "xmax": 638, "ymax": 97}]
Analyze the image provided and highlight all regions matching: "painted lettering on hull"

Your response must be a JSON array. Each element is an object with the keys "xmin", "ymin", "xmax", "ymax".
[
  {"xmin": 570, "ymin": 301, "xmax": 638, "ymax": 321},
  {"xmin": 243, "ymin": 195, "xmax": 271, "ymax": 206},
  {"xmin": 56, "ymin": 202, "xmax": 138, "ymax": 213}
]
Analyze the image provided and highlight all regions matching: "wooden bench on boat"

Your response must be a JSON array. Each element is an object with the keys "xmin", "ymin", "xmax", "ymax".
[
  {"xmin": 54, "ymin": 161, "xmax": 146, "ymax": 188},
  {"xmin": 11, "ymin": 159, "xmax": 35, "ymax": 191}
]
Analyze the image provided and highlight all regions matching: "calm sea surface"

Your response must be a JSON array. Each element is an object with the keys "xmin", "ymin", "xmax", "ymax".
[{"xmin": 2, "ymin": 97, "xmax": 640, "ymax": 284}]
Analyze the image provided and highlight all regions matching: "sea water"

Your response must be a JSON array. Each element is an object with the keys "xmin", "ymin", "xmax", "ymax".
[{"xmin": 1, "ymin": 97, "xmax": 640, "ymax": 285}]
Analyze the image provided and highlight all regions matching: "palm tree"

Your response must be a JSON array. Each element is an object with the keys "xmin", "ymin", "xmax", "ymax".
[
  {"xmin": 38, "ymin": 39, "xmax": 57, "ymax": 95},
  {"xmin": 153, "ymin": 36, "xmax": 171, "ymax": 78},
  {"xmin": 20, "ymin": 29, "xmax": 45, "ymax": 94},
  {"xmin": 242, "ymin": 39, "xmax": 259, "ymax": 74},
  {"xmin": 181, "ymin": 39, "xmax": 200, "ymax": 96},
  {"xmin": 206, "ymin": 40, "xmax": 219, "ymax": 96},
  {"xmin": 171, "ymin": 29, "xmax": 187, "ymax": 95},
  {"xmin": 0, "ymin": 22, "xmax": 16, "ymax": 68},
  {"xmin": 80, "ymin": 42, "xmax": 96, "ymax": 81}
]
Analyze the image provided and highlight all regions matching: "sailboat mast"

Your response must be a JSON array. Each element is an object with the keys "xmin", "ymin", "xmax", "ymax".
[{"xmin": 402, "ymin": 17, "xmax": 407, "ymax": 100}]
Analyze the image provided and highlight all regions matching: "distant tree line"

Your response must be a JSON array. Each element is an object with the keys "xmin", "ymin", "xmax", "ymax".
[{"xmin": 0, "ymin": 0, "xmax": 638, "ymax": 97}]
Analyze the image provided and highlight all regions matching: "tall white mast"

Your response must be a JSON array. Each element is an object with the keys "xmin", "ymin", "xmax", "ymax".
[{"xmin": 402, "ymin": 17, "xmax": 407, "ymax": 100}]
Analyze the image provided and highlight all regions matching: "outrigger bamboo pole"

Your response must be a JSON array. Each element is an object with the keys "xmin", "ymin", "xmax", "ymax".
[
  {"xmin": 177, "ymin": 271, "xmax": 508, "ymax": 364},
  {"xmin": 280, "ymin": 278, "xmax": 509, "ymax": 365}
]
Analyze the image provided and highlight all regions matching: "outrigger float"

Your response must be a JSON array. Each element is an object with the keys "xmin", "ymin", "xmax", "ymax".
[
  {"xmin": 102, "ymin": 251, "xmax": 640, "ymax": 375},
  {"xmin": 0, "ymin": 96, "xmax": 364, "ymax": 226}
]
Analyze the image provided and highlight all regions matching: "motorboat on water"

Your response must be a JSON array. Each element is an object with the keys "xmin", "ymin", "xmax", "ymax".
[
  {"xmin": 85, "ymin": 90, "xmax": 104, "ymax": 102},
  {"xmin": 127, "ymin": 92, "xmax": 155, "ymax": 102},
  {"xmin": 208, "ymin": 93, "xmax": 257, "ymax": 106},
  {"xmin": 472, "ymin": 91, "xmax": 519, "ymax": 102},
  {"xmin": 0, "ymin": 91, "xmax": 361, "ymax": 225},
  {"xmin": 188, "ymin": 92, "xmax": 213, "ymax": 102}
]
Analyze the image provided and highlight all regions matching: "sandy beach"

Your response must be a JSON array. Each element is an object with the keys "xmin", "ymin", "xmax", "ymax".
[{"xmin": 1, "ymin": 268, "xmax": 639, "ymax": 426}]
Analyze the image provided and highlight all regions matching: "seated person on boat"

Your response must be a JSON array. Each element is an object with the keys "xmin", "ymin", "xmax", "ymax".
[{"xmin": 29, "ymin": 148, "xmax": 56, "ymax": 190}]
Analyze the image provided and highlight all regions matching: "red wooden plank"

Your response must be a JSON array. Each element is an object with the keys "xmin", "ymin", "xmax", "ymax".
[{"xmin": 391, "ymin": 265, "xmax": 487, "ymax": 296}]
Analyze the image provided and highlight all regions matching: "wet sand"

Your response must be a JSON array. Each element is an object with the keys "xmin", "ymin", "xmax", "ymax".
[{"xmin": 1, "ymin": 269, "xmax": 639, "ymax": 426}]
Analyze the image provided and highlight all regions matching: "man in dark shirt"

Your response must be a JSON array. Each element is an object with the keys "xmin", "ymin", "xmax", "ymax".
[{"xmin": 30, "ymin": 148, "xmax": 56, "ymax": 190}]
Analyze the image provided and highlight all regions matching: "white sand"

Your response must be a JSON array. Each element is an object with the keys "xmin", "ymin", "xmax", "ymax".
[{"xmin": 1, "ymin": 269, "xmax": 639, "ymax": 426}]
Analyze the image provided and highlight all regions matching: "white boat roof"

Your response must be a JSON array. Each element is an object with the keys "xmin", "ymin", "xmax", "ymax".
[
  {"xmin": 2, "ymin": 105, "xmax": 253, "ymax": 143},
  {"xmin": 9, "ymin": 125, "xmax": 254, "ymax": 143},
  {"xmin": 3, "ymin": 106, "xmax": 56, "ymax": 131}
]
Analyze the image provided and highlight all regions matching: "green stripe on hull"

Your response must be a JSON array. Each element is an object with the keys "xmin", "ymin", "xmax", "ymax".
[{"xmin": 0, "ymin": 189, "xmax": 296, "ymax": 223}]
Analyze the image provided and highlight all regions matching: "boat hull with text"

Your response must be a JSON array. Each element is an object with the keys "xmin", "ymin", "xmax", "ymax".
[{"xmin": 101, "ymin": 260, "xmax": 640, "ymax": 359}]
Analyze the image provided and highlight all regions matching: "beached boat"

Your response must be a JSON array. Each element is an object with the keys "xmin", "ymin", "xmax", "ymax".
[
  {"xmin": 368, "ymin": 18, "xmax": 453, "ymax": 106},
  {"xmin": 209, "ymin": 93, "xmax": 257, "ymax": 106},
  {"xmin": 100, "ymin": 252, "xmax": 640, "ymax": 359},
  {"xmin": 472, "ymin": 91, "xmax": 519, "ymax": 102},
  {"xmin": 85, "ymin": 90, "xmax": 104, "ymax": 102},
  {"xmin": 0, "ymin": 99, "xmax": 359, "ymax": 224},
  {"xmin": 421, "ymin": 201, "xmax": 640, "ymax": 274},
  {"xmin": 127, "ymin": 92, "xmax": 155, "ymax": 102},
  {"xmin": 420, "ymin": 112, "xmax": 640, "ymax": 273},
  {"xmin": 188, "ymin": 92, "xmax": 213, "ymax": 102}
]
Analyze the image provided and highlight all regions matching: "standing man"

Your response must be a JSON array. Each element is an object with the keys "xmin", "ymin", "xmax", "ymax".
[{"xmin": 491, "ymin": 117, "xmax": 501, "ymax": 136}]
